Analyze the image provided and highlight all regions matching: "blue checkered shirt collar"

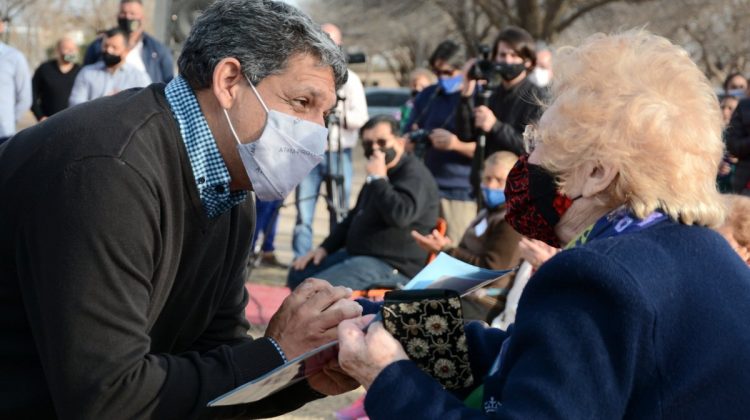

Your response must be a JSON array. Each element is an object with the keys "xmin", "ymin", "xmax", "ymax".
[{"xmin": 165, "ymin": 76, "xmax": 247, "ymax": 219}]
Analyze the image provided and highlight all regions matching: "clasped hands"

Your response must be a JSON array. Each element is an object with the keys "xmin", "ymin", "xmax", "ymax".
[{"xmin": 267, "ymin": 274, "xmax": 410, "ymax": 395}]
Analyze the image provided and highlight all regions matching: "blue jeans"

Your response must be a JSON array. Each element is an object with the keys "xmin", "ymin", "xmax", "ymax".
[
  {"xmin": 252, "ymin": 199, "xmax": 282, "ymax": 252},
  {"xmin": 286, "ymin": 249, "xmax": 409, "ymax": 290},
  {"xmin": 292, "ymin": 149, "xmax": 352, "ymax": 258}
]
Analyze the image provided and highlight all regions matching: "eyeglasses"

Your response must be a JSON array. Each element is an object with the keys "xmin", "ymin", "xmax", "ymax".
[
  {"xmin": 522, "ymin": 124, "xmax": 539, "ymax": 154},
  {"xmin": 362, "ymin": 138, "xmax": 389, "ymax": 148}
]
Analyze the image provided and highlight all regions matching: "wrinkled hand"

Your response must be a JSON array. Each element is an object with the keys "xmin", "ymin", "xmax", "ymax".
[
  {"xmin": 518, "ymin": 237, "xmax": 560, "ymax": 269},
  {"xmin": 474, "ymin": 106, "xmax": 498, "ymax": 132},
  {"xmin": 291, "ymin": 247, "xmax": 328, "ymax": 271},
  {"xmin": 411, "ymin": 229, "xmax": 452, "ymax": 254},
  {"xmin": 338, "ymin": 316, "xmax": 408, "ymax": 390},
  {"xmin": 366, "ymin": 149, "xmax": 388, "ymax": 177},
  {"xmin": 266, "ymin": 278, "xmax": 362, "ymax": 360},
  {"xmin": 306, "ymin": 349, "xmax": 361, "ymax": 396},
  {"xmin": 429, "ymin": 128, "xmax": 458, "ymax": 151}
]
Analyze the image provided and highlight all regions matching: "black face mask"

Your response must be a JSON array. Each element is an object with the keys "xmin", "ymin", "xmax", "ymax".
[
  {"xmin": 363, "ymin": 143, "xmax": 397, "ymax": 165},
  {"xmin": 102, "ymin": 53, "xmax": 122, "ymax": 68},
  {"xmin": 117, "ymin": 17, "xmax": 141, "ymax": 34},
  {"xmin": 497, "ymin": 62, "xmax": 526, "ymax": 81}
]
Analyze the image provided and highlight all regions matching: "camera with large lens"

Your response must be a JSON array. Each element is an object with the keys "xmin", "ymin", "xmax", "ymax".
[
  {"xmin": 406, "ymin": 128, "xmax": 430, "ymax": 159},
  {"xmin": 467, "ymin": 44, "xmax": 503, "ymax": 89}
]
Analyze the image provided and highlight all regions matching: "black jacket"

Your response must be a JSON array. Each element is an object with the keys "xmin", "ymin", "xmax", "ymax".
[
  {"xmin": 0, "ymin": 84, "xmax": 317, "ymax": 419},
  {"xmin": 455, "ymin": 78, "xmax": 545, "ymax": 191},
  {"xmin": 726, "ymin": 97, "xmax": 750, "ymax": 193},
  {"xmin": 321, "ymin": 153, "xmax": 440, "ymax": 277}
]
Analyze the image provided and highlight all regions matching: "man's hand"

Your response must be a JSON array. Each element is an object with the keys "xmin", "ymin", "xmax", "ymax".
[
  {"xmin": 411, "ymin": 229, "xmax": 452, "ymax": 254},
  {"xmin": 266, "ymin": 278, "xmax": 362, "ymax": 360},
  {"xmin": 291, "ymin": 247, "xmax": 328, "ymax": 271},
  {"xmin": 429, "ymin": 128, "xmax": 458, "ymax": 151},
  {"xmin": 338, "ymin": 316, "xmax": 408, "ymax": 390},
  {"xmin": 474, "ymin": 105, "xmax": 498, "ymax": 132},
  {"xmin": 366, "ymin": 149, "xmax": 388, "ymax": 177}
]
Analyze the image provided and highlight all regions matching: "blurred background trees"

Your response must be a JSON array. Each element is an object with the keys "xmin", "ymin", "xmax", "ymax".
[
  {"xmin": 304, "ymin": 0, "xmax": 750, "ymax": 88},
  {"xmin": 3, "ymin": 0, "xmax": 748, "ymax": 89}
]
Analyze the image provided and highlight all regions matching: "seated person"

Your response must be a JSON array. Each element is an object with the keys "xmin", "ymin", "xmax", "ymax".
[
  {"xmin": 411, "ymin": 151, "xmax": 522, "ymax": 321},
  {"xmin": 288, "ymin": 115, "xmax": 440, "ymax": 290},
  {"xmin": 715, "ymin": 194, "xmax": 750, "ymax": 264},
  {"xmin": 411, "ymin": 151, "xmax": 521, "ymax": 270}
]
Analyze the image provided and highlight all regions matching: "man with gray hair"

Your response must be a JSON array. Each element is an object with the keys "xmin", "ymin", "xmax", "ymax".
[{"xmin": 0, "ymin": 0, "xmax": 361, "ymax": 418}]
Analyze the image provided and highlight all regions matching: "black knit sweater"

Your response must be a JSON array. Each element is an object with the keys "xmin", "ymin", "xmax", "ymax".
[{"xmin": 0, "ymin": 84, "xmax": 318, "ymax": 419}]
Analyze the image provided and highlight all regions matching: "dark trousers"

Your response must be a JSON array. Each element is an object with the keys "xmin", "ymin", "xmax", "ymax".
[{"xmin": 252, "ymin": 199, "xmax": 282, "ymax": 253}]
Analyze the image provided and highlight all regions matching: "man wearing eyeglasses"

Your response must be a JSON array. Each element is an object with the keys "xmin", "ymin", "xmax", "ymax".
[{"xmin": 289, "ymin": 115, "xmax": 440, "ymax": 290}]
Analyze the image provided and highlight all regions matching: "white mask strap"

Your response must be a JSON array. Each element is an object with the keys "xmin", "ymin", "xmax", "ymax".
[
  {"xmin": 245, "ymin": 75, "xmax": 270, "ymax": 114},
  {"xmin": 223, "ymin": 108, "xmax": 243, "ymax": 146}
]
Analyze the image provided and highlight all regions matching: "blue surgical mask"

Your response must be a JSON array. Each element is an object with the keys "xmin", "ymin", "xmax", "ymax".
[
  {"xmin": 438, "ymin": 74, "xmax": 463, "ymax": 94},
  {"xmin": 728, "ymin": 88, "xmax": 747, "ymax": 100},
  {"xmin": 224, "ymin": 75, "xmax": 327, "ymax": 201},
  {"xmin": 482, "ymin": 186, "xmax": 506, "ymax": 209}
]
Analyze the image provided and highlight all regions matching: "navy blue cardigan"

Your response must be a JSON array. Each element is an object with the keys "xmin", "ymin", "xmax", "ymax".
[{"xmin": 365, "ymin": 221, "xmax": 750, "ymax": 418}]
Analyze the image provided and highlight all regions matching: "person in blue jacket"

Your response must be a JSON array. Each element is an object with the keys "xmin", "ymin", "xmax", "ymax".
[
  {"xmin": 337, "ymin": 29, "xmax": 750, "ymax": 419},
  {"xmin": 84, "ymin": 0, "xmax": 173, "ymax": 84}
]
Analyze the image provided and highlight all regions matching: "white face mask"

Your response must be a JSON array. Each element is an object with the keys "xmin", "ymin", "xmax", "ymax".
[
  {"xmin": 224, "ymin": 76, "xmax": 327, "ymax": 201},
  {"xmin": 531, "ymin": 67, "xmax": 551, "ymax": 87}
]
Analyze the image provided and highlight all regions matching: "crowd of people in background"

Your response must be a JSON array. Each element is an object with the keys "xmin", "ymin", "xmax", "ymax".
[
  {"xmin": 2, "ymin": 0, "xmax": 750, "ymax": 319},
  {"xmin": 1, "ymin": 0, "xmax": 170, "ymax": 145},
  {"xmin": 3, "ymin": 0, "xmax": 750, "ymax": 417}
]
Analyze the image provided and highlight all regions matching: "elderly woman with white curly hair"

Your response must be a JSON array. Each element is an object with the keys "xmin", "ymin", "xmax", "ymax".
[{"xmin": 336, "ymin": 30, "xmax": 750, "ymax": 418}]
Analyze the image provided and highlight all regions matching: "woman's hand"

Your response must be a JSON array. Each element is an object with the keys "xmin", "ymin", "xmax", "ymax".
[
  {"xmin": 518, "ymin": 237, "xmax": 560, "ymax": 269},
  {"xmin": 338, "ymin": 315, "xmax": 409, "ymax": 390}
]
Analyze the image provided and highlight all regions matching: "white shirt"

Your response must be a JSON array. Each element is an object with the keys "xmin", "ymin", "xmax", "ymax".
[
  {"xmin": 68, "ymin": 61, "xmax": 151, "ymax": 106},
  {"xmin": 327, "ymin": 69, "xmax": 368, "ymax": 150},
  {"xmin": 126, "ymin": 40, "xmax": 151, "ymax": 83},
  {"xmin": 0, "ymin": 42, "xmax": 32, "ymax": 137}
]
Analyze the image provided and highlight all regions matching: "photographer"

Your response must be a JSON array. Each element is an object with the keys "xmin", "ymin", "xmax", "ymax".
[
  {"xmin": 456, "ymin": 26, "xmax": 545, "ymax": 193},
  {"xmin": 404, "ymin": 40, "xmax": 477, "ymax": 241}
]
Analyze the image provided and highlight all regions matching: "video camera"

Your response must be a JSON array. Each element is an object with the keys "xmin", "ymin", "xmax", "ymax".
[
  {"xmin": 467, "ymin": 44, "xmax": 503, "ymax": 89},
  {"xmin": 406, "ymin": 129, "xmax": 431, "ymax": 159},
  {"xmin": 346, "ymin": 52, "xmax": 366, "ymax": 64}
]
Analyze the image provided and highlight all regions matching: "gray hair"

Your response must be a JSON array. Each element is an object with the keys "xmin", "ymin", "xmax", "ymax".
[{"xmin": 178, "ymin": 0, "xmax": 348, "ymax": 90}]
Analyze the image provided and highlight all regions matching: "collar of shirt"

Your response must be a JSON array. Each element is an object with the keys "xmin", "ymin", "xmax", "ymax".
[{"xmin": 165, "ymin": 76, "xmax": 247, "ymax": 219}]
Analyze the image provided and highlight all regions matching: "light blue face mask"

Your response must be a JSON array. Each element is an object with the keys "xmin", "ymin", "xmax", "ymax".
[
  {"xmin": 438, "ymin": 74, "xmax": 463, "ymax": 94},
  {"xmin": 482, "ymin": 186, "xmax": 506, "ymax": 209},
  {"xmin": 728, "ymin": 89, "xmax": 747, "ymax": 100}
]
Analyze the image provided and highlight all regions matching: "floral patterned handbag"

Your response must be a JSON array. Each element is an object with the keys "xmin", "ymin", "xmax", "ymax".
[{"xmin": 381, "ymin": 289, "xmax": 474, "ymax": 390}]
